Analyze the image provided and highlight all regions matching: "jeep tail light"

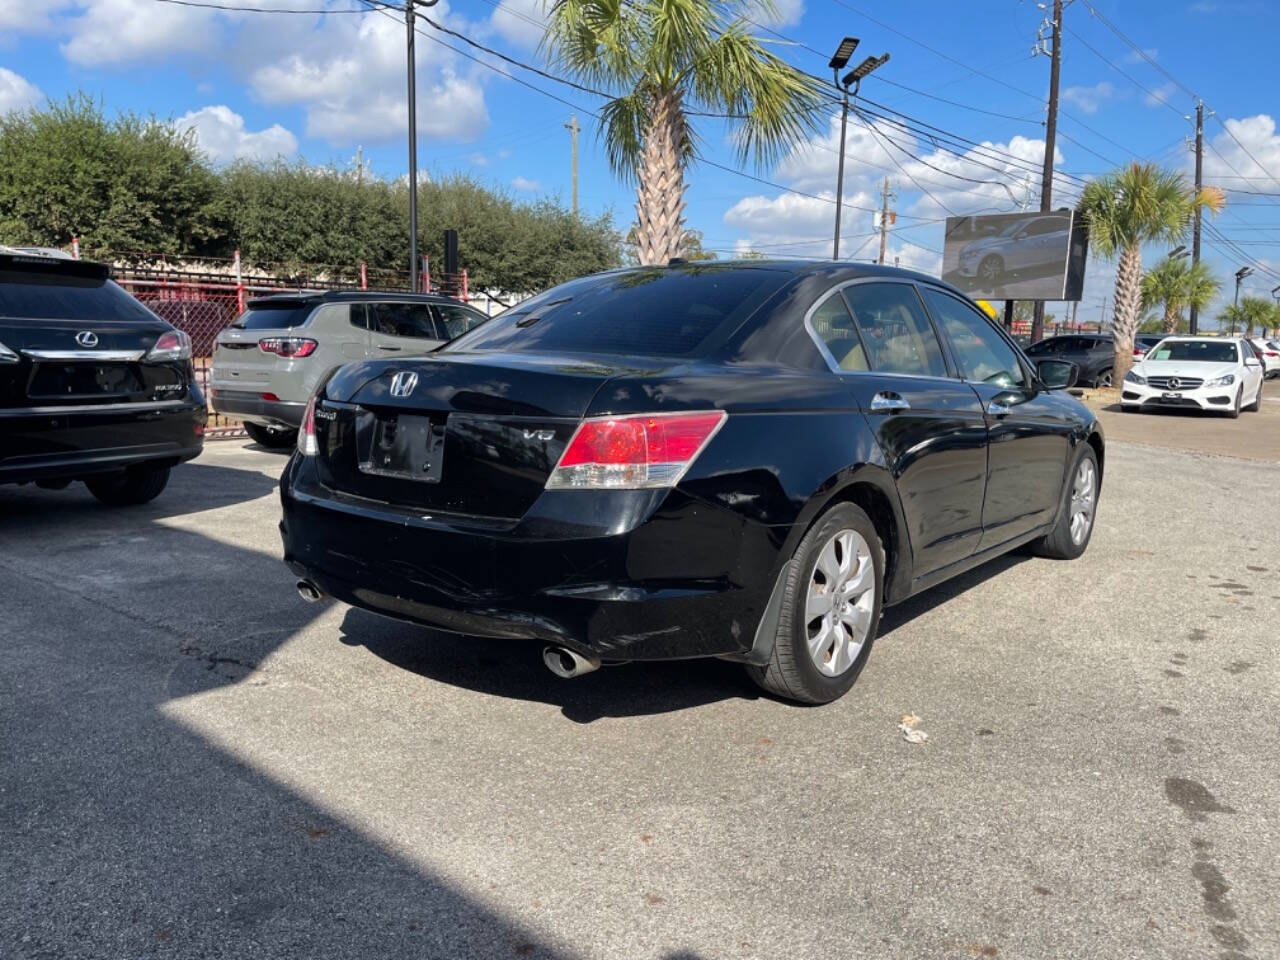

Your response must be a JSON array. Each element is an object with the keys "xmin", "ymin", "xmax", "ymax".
[
  {"xmin": 146, "ymin": 330, "xmax": 191, "ymax": 362},
  {"xmin": 546, "ymin": 411, "xmax": 727, "ymax": 490},
  {"xmin": 260, "ymin": 337, "xmax": 318, "ymax": 358},
  {"xmin": 298, "ymin": 395, "xmax": 318, "ymax": 456}
]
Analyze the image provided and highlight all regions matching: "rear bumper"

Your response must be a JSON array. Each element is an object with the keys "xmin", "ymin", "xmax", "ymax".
[
  {"xmin": 211, "ymin": 389, "xmax": 306, "ymax": 428},
  {"xmin": 279, "ymin": 456, "xmax": 786, "ymax": 662},
  {"xmin": 0, "ymin": 398, "xmax": 206, "ymax": 483}
]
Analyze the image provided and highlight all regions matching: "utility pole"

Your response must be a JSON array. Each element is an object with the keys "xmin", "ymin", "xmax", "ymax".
[
  {"xmin": 565, "ymin": 115, "xmax": 580, "ymax": 217},
  {"xmin": 878, "ymin": 177, "xmax": 894, "ymax": 265},
  {"xmin": 1031, "ymin": 0, "xmax": 1063, "ymax": 344},
  {"xmin": 355, "ymin": 145, "xmax": 364, "ymax": 186},
  {"xmin": 1189, "ymin": 101, "xmax": 1205, "ymax": 334},
  {"xmin": 406, "ymin": 1, "xmax": 419, "ymax": 293}
]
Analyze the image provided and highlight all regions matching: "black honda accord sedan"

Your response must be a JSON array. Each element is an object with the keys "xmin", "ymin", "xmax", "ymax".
[
  {"xmin": 1, "ymin": 249, "xmax": 205, "ymax": 504},
  {"xmin": 281, "ymin": 261, "xmax": 1103, "ymax": 704}
]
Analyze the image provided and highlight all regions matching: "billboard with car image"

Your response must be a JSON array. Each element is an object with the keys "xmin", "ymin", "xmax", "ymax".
[{"xmin": 941, "ymin": 210, "xmax": 1088, "ymax": 301}]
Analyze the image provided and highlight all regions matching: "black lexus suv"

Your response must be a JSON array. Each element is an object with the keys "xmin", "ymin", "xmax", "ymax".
[
  {"xmin": 281, "ymin": 261, "xmax": 1104, "ymax": 704},
  {"xmin": 0, "ymin": 249, "xmax": 206, "ymax": 504}
]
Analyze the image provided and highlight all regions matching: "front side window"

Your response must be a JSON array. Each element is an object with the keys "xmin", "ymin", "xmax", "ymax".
[
  {"xmin": 370, "ymin": 302, "xmax": 438, "ymax": 339},
  {"xmin": 920, "ymin": 287, "xmax": 1026, "ymax": 388},
  {"xmin": 842, "ymin": 283, "xmax": 948, "ymax": 378},
  {"xmin": 434, "ymin": 303, "xmax": 487, "ymax": 340}
]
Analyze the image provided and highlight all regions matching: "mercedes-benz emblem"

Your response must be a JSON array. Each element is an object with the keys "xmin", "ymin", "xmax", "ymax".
[
  {"xmin": 1167, "ymin": 377, "xmax": 1181, "ymax": 390},
  {"xmin": 389, "ymin": 371, "xmax": 418, "ymax": 398},
  {"xmin": 75, "ymin": 330, "xmax": 99, "ymax": 348}
]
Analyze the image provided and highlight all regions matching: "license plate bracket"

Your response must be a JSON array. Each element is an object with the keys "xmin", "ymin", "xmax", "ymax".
[
  {"xmin": 356, "ymin": 412, "xmax": 445, "ymax": 482},
  {"xmin": 1161, "ymin": 391, "xmax": 1182, "ymax": 399}
]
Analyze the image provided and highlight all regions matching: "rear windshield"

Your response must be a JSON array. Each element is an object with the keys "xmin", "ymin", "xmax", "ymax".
[
  {"xmin": 0, "ymin": 269, "xmax": 158, "ymax": 323},
  {"xmin": 1147, "ymin": 340, "xmax": 1239, "ymax": 363},
  {"xmin": 443, "ymin": 265, "xmax": 792, "ymax": 359},
  {"xmin": 233, "ymin": 302, "xmax": 317, "ymax": 330}
]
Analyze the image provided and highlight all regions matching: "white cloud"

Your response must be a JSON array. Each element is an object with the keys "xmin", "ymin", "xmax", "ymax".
[
  {"xmin": 1061, "ymin": 81, "xmax": 1115, "ymax": 116},
  {"xmin": 1121, "ymin": 47, "xmax": 1158, "ymax": 65},
  {"xmin": 0, "ymin": 0, "xmax": 71, "ymax": 33},
  {"xmin": 511, "ymin": 175, "xmax": 541, "ymax": 192},
  {"xmin": 752, "ymin": 0, "xmax": 805, "ymax": 28},
  {"xmin": 1144, "ymin": 82, "xmax": 1177, "ymax": 108},
  {"xmin": 0, "ymin": 67, "xmax": 43, "ymax": 114},
  {"xmin": 489, "ymin": 0, "xmax": 547, "ymax": 49},
  {"xmin": 246, "ymin": 8, "xmax": 488, "ymax": 144},
  {"xmin": 1203, "ymin": 114, "xmax": 1280, "ymax": 183},
  {"xmin": 176, "ymin": 105, "xmax": 298, "ymax": 163},
  {"xmin": 59, "ymin": 0, "xmax": 220, "ymax": 66}
]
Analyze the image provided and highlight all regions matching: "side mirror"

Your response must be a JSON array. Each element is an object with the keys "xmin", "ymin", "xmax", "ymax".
[
  {"xmin": 1244, "ymin": 357, "xmax": 1261, "ymax": 368},
  {"xmin": 1037, "ymin": 359, "xmax": 1078, "ymax": 389}
]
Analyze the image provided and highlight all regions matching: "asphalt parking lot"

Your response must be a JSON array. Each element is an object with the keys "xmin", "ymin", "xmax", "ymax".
[{"xmin": 4, "ymin": 414, "xmax": 1279, "ymax": 959}]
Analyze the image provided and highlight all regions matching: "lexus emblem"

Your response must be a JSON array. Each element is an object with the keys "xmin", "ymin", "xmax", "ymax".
[
  {"xmin": 389, "ymin": 371, "xmax": 418, "ymax": 398},
  {"xmin": 75, "ymin": 330, "xmax": 99, "ymax": 348},
  {"xmin": 1167, "ymin": 377, "xmax": 1181, "ymax": 390}
]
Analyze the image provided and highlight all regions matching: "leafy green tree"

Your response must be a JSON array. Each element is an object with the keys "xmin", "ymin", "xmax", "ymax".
[
  {"xmin": 1219, "ymin": 296, "xmax": 1277, "ymax": 337},
  {"xmin": 0, "ymin": 94, "xmax": 219, "ymax": 257},
  {"xmin": 543, "ymin": 0, "xmax": 826, "ymax": 264},
  {"xmin": 1077, "ymin": 163, "xmax": 1224, "ymax": 379},
  {"xmin": 1140, "ymin": 256, "xmax": 1220, "ymax": 334}
]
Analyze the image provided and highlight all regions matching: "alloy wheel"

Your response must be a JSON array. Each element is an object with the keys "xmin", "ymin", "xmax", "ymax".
[
  {"xmin": 1069, "ymin": 459, "xmax": 1097, "ymax": 545},
  {"xmin": 805, "ymin": 528, "xmax": 875, "ymax": 677}
]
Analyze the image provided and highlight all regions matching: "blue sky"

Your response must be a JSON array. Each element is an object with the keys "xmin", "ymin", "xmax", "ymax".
[{"xmin": 3, "ymin": 0, "xmax": 1279, "ymax": 325}]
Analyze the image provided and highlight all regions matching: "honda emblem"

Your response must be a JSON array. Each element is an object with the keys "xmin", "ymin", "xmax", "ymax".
[{"xmin": 389, "ymin": 371, "xmax": 418, "ymax": 398}]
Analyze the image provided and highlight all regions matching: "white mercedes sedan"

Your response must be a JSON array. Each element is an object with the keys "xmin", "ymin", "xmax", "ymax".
[{"xmin": 1121, "ymin": 336, "xmax": 1266, "ymax": 417}]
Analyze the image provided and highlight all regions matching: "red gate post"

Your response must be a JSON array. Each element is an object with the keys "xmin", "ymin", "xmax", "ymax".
[
  {"xmin": 360, "ymin": 260, "xmax": 367, "ymax": 290},
  {"xmin": 461, "ymin": 268, "xmax": 469, "ymax": 303},
  {"xmin": 71, "ymin": 235, "xmax": 80, "ymax": 260},
  {"xmin": 234, "ymin": 248, "xmax": 245, "ymax": 315}
]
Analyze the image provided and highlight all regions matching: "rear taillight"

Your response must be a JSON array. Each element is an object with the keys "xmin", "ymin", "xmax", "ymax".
[
  {"xmin": 0, "ymin": 340, "xmax": 18, "ymax": 363},
  {"xmin": 297, "ymin": 395, "xmax": 318, "ymax": 456},
  {"xmin": 546, "ymin": 411, "xmax": 727, "ymax": 490},
  {"xmin": 260, "ymin": 337, "xmax": 318, "ymax": 358},
  {"xmin": 146, "ymin": 330, "xmax": 191, "ymax": 362},
  {"xmin": 1266, "ymin": 351, "xmax": 1279, "ymax": 358}
]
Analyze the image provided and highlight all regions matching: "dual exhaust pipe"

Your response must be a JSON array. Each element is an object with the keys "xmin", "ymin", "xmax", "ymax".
[{"xmin": 299, "ymin": 579, "xmax": 598, "ymax": 680}]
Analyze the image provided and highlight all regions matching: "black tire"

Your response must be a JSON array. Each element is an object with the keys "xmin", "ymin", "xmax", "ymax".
[
  {"xmin": 244, "ymin": 421, "xmax": 298, "ymax": 449},
  {"xmin": 1094, "ymin": 368, "xmax": 1113, "ymax": 388},
  {"xmin": 1227, "ymin": 386, "xmax": 1242, "ymax": 419},
  {"xmin": 978, "ymin": 255, "xmax": 1004, "ymax": 285},
  {"xmin": 1245, "ymin": 379, "xmax": 1263, "ymax": 412},
  {"xmin": 1029, "ymin": 443, "xmax": 1098, "ymax": 561},
  {"xmin": 86, "ymin": 464, "xmax": 171, "ymax": 506},
  {"xmin": 747, "ymin": 502, "xmax": 884, "ymax": 705}
]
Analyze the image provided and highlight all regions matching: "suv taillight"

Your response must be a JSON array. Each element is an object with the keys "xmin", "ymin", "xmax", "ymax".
[
  {"xmin": 297, "ymin": 394, "xmax": 319, "ymax": 456},
  {"xmin": 260, "ymin": 337, "xmax": 318, "ymax": 358},
  {"xmin": 0, "ymin": 340, "xmax": 18, "ymax": 364},
  {"xmin": 146, "ymin": 330, "xmax": 191, "ymax": 362},
  {"xmin": 546, "ymin": 411, "xmax": 727, "ymax": 490}
]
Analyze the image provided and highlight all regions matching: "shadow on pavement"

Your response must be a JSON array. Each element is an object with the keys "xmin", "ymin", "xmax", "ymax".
[
  {"xmin": 879, "ymin": 553, "xmax": 1027, "ymax": 639},
  {"xmin": 337, "ymin": 607, "xmax": 761, "ymax": 724}
]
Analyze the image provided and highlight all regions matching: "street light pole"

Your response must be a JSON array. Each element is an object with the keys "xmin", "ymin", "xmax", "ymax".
[
  {"xmin": 833, "ymin": 89, "xmax": 849, "ymax": 261},
  {"xmin": 404, "ymin": 0, "xmax": 440, "ymax": 293}
]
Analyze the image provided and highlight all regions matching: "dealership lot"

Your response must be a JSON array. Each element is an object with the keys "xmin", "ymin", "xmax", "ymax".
[{"xmin": 3, "ymin": 411, "xmax": 1279, "ymax": 959}]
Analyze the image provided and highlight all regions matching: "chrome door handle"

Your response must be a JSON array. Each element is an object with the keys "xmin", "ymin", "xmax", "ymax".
[
  {"xmin": 987, "ymin": 399, "xmax": 1011, "ymax": 416},
  {"xmin": 869, "ymin": 392, "xmax": 910, "ymax": 412}
]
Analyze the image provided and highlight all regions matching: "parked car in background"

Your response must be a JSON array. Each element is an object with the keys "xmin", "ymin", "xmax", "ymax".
[
  {"xmin": 1025, "ymin": 334, "xmax": 1115, "ymax": 387},
  {"xmin": 282, "ymin": 261, "xmax": 1103, "ymax": 705},
  {"xmin": 1128, "ymin": 333, "xmax": 1165, "ymax": 362},
  {"xmin": 0, "ymin": 247, "xmax": 205, "ymax": 504},
  {"xmin": 1122, "ymin": 336, "xmax": 1265, "ymax": 417},
  {"xmin": 1248, "ymin": 337, "xmax": 1280, "ymax": 378},
  {"xmin": 210, "ymin": 291, "xmax": 488, "ymax": 448}
]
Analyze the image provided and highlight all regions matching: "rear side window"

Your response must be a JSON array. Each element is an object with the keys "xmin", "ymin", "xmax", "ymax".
[
  {"xmin": 0, "ymin": 269, "xmax": 158, "ymax": 323},
  {"xmin": 809, "ymin": 292, "xmax": 867, "ymax": 371},
  {"xmin": 370, "ymin": 302, "xmax": 438, "ymax": 339},
  {"xmin": 842, "ymin": 283, "xmax": 948, "ymax": 378},
  {"xmin": 234, "ymin": 302, "xmax": 316, "ymax": 330},
  {"xmin": 444, "ymin": 266, "xmax": 791, "ymax": 359}
]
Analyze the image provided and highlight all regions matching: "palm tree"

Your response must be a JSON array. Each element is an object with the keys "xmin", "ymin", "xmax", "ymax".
[
  {"xmin": 543, "ymin": 0, "xmax": 827, "ymax": 264},
  {"xmin": 1221, "ymin": 295, "xmax": 1277, "ymax": 337},
  {"xmin": 1076, "ymin": 163, "xmax": 1224, "ymax": 379},
  {"xmin": 1140, "ymin": 257, "xmax": 1221, "ymax": 334}
]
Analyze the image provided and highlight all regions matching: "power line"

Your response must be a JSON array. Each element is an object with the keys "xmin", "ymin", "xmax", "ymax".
[{"xmin": 151, "ymin": 0, "xmax": 362, "ymax": 12}]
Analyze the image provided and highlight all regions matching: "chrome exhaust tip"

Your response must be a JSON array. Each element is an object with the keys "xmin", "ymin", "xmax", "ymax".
[
  {"xmin": 542, "ymin": 645, "xmax": 601, "ymax": 679},
  {"xmin": 296, "ymin": 579, "xmax": 324, "ymax": 603}
]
